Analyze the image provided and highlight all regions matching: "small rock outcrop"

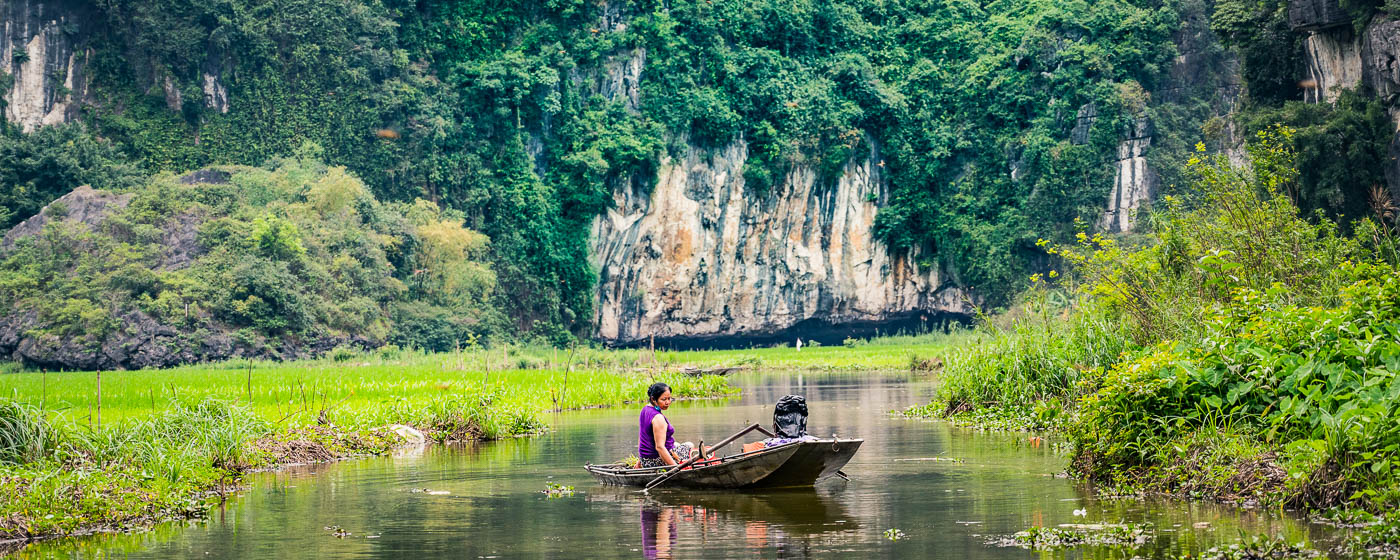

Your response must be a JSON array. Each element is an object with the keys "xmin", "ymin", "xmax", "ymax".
[
  {"xmin": 0, "ymin": 172, "xmax": 373, "ymax": 370},
  {"xmin": 0, "ymin": 185, "xmax": 132, "ymax": 250}
]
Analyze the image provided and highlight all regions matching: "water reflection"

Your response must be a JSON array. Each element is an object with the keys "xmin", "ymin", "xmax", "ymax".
[{"xmin": 595, "ymin": 487, "xmax": 859, "ymax": 558}]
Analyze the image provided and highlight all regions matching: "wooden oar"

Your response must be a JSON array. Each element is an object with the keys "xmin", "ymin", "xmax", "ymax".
[{"xmin": 642, "ymin": 422, "xmax": 763, "ymax": 492}]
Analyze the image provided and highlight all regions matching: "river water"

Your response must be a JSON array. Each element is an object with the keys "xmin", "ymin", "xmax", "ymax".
[{"xmin": 18, "ymin": 372, "xmax": 1332, "ymax": 558}]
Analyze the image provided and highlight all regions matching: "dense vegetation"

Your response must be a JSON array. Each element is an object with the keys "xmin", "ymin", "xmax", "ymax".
[
  {"xmin": 1211, "ymin": 0, "xmax": 1397, "ymax": 225},
  {"xmin": 0, "ymin": 154, "xmax": 502, "ymax": 364},
  {"xmin": 913, "ymin": 127, "xmax": 1400, "ymax": 512},
  {"xmin": 2, "ymin": 0, "xmax": 1226, "ymax": 344}
]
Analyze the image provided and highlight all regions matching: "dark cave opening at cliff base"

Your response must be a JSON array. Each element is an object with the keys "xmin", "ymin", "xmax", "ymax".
[{"xmin": 605, "ymin": 312, "xmax": 971, "ymax": 352}]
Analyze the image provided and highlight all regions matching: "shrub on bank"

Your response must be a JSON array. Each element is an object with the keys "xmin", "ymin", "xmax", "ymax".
[{"xmin": 922, "ymin": 126, "xmax": 1400, "ymax": 511}]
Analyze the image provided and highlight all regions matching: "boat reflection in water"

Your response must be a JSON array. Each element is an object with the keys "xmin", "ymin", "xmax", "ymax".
[{"xmin": 596, "ymin": 487, "xmax": 858, "ymax": 558}]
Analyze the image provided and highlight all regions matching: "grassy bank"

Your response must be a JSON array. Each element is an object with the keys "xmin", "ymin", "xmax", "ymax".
[
  {"xmin": 909, "ymin": 127, "xmax": 1400, "ymax": 528},
  {"xmin": 0, "ymin": 347, "xmax": 735, "ymax": 544}
]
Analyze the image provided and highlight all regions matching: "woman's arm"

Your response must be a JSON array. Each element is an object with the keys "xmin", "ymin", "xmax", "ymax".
[{"xmin": 652, "ymin": 415, "xmax": 675, "ymax": 466}]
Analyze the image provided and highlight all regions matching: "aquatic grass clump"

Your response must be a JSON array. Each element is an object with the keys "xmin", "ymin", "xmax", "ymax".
[
  {"xmin": 0, "ymin": 400, "xmax": 54, "ymax": 464},
  {"xmin": 925, "ymin": 303, "xmax": 1129, "ymax": 420},
  {"xmin": 1197, "ymin": 535, "xmax": 1321, "ymax": 559}
]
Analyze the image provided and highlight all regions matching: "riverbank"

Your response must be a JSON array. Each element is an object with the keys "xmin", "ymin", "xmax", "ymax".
[
  {"xmin": 0, "ymin": 347, "xmax": 739, "ymax": 547},
  {"xmin": 0, "ymin": 332, "xmax": 961, "ymax": 548},
  {"xmin": 906, "ymin": 129, "xmax": 1400, "ymax": 552}
]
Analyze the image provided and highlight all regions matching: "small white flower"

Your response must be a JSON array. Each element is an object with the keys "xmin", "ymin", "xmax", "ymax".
[{"xmin": 1072, "ymin": 508, "xmax": 1087, "ymax": 517}]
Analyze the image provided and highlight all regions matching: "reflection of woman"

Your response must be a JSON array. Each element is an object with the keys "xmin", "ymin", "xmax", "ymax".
[
  {"xmin": 639, "ymin": 382, "xmax": 693, "ymax": 468},
  {"xmin": 640, "ymin": 505, "xmax": 677, "ymax": 559}
]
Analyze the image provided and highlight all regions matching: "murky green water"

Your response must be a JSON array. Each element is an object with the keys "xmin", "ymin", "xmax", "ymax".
[{"xmin": 17, "ymin": 373, "xmax": 1333, "ymax": 558}]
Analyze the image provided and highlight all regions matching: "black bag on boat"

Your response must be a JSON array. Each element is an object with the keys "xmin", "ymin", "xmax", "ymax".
[{"xmin": 773, "ymin": 395, "xmax": 808, "ymax": 438}]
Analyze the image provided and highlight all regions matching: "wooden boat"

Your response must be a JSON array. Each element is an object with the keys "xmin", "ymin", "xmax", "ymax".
[{"xmin": 585, "ymin": 438, "xmax": 862, "ymax": 489}]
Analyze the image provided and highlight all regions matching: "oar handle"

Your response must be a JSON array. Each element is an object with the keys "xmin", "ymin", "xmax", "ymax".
[{"xmin": 643, "ymin": 422, "xmax": 763, "ymax": 491}]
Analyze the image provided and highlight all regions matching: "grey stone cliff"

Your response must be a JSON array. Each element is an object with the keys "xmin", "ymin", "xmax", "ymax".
[
  {"xmin": 589, "ymin": 138, "xmax": 974, "ymax": 344},
  {"xmin": 1, "ymin": 0, "xmax": 92, "ymax": 131}
]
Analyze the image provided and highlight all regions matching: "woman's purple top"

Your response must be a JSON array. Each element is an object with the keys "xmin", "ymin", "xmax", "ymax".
[{"xmin": 638, "ymin": 405, "xmax": 674, "ymax": 458}]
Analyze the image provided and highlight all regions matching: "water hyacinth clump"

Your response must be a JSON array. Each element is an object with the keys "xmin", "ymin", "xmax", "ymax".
[
  {"xmin": 542, "ymin": 482, "xmax": 575, "ymax": 498},
  {"xmin": 996, "ymin": 523, "xmax": 1153, "ymax": 550},
  {"xmin": 1196, "ymin": 535, "xmax": 1321, "ymax": 559}
]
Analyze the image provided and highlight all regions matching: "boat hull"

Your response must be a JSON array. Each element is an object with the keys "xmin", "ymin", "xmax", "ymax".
[{"xmin": 585, "ymin": 438, "xmax": 862, "ymax": 489}]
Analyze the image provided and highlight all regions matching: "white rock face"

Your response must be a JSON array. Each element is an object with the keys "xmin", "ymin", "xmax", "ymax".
[
  {"xmin": 1302, "ymin": 30, "xmax": 1363, "ymax": 103},
  {"xmin": 1099, "ymin": 118, "xmax": 1155, "ymax": 233},
  {"xmin": 2, "ymin": 0, "xmax": 88, "ymax": 131},
  {"xmin": 589, "ymin": 138, "xmax": 972, "ymax": 343},
  {"xmin": 203, "ymin": 71, "xmax": 229, "ymax": 114}
]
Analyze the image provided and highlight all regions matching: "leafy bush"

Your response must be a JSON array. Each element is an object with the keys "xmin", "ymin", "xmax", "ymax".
[
  {"xmin": 0, "ymin": 123, "xmax": 142, "ymax": 230},
  {"xmin": 929, "ymin": 126, "xmax": 1400, "ymax": 510}
]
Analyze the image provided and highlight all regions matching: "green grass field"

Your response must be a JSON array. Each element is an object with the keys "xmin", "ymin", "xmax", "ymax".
[{"xmin": 0, "ymin": 332, "xmax": 966, "ymax": 431}]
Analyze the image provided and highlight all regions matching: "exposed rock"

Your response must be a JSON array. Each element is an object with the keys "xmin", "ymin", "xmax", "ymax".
[
  {"xmin": 161, "ymin": 74, "xmax": 182, "ymax": 111},
  {"xmin": 1362, "ymin": 18, "xmax": 1400, "ymax": 107},
  {"xmin": 202, "ymin": 71, "xmax": 228, "ymax": 113},
  {"xmin": 1303, "ymin": 29, "xmax": 1363, "ymax": 103},
  {"xmin": 1099, "ymin": 117, "xmax": 1155, "ymax": 233},
  {"xmin": 158, "ymin": 210, "xmax": 205, "ymax": 270},
  {"xmin": 1, "ymin": 0, "xmax": 93, "ymax": 131},
  {"xmin": 1070, "ymin": 103, "xmax": 1097, "ymax": 145},
  {"xmin": 178, "ymin": 168, "xmax": 231, "ymax": 184},
  {"xmin": 1290, "ymin": 0, "xmax": 1351, "ymax": 31},
  {"xmin": 590, "ymin": 137, "xmax": 974, "ymax": 344},
  {"xmin": 1, "ymin": 185, "xmax": 132, "ymax": 251}
]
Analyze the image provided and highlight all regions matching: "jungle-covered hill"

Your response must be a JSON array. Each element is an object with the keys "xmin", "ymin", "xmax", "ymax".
[
  {"xmin": 1, "ymin": 0, "xmax": 1397, "ymax": 363},
  {"xmin": 0, "ymin": 152, "xmax": 498, "ymax": 369}
]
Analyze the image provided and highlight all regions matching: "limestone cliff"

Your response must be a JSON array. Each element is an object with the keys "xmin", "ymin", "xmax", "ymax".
[
  {"xmin": 589, "ymin": 138, "xmax": 973, "ymax": 345},
  {"xmin": 1, "ymin": 0, "xmax": 230, "ymax": 131},
  {"xmin": 1289, "ymin": 0, "xmax": 1400, "ymax": 196},
  {"xmin": 1, "ymin": 0, "xmax": 91, "ymax": 131},
  {"xmin": 1098, "ymin": 1, "xmax": 1241, "ymax": 233}
]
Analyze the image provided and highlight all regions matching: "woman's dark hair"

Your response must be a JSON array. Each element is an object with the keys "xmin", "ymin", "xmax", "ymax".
[{"xmin": 647, "ymin": 382, "xmax": 671, "ymax": 404}]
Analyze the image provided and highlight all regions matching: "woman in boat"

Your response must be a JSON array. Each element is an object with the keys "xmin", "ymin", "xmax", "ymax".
[{"xmin": 639, "ymin": 382, "xmax": 694, "ymax": 468}]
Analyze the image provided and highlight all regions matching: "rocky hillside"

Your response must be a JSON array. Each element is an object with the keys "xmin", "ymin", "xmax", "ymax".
[{"xmin": 0, "ymin": 159, "xmax": 498, "ymax": 369}]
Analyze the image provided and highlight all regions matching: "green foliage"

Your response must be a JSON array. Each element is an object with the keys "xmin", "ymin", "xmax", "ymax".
[
  {"xmin": 0, "ymin": 123, "xmax": 143, "ymax": 230},
  {"xmin": 1238, "ymin": 91, "xmax": 1394, "ymax": 223},
  {"xmin": 1210, "ymin": 0, "xmax": 1302, "ymax": 103},
  {"xmin": 0, "ymin": 161, "xmax": 498, "ymax": 358},
  {"xmin": 928, "ymin": 127, "xmax": 1400, "ymax": 511},
  {"xmin": 248, "ymin": 215, "xmax": 306, "ymax": 262}
]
